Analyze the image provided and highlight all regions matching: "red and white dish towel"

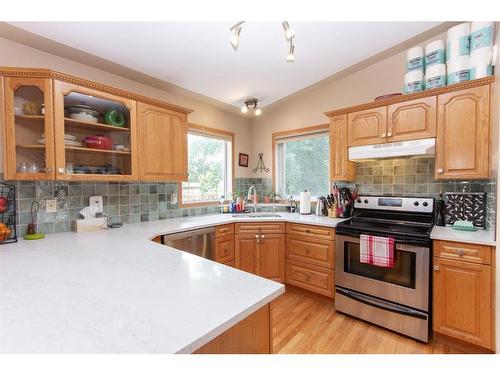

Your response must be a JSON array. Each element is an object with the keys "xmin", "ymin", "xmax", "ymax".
[{"xmin": 360, "ymin": 234, "xmax": 395, "ymax": 268}]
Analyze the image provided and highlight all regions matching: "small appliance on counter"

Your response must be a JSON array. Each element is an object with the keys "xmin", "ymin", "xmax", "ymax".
[{"xmin": 315, "ymin": 196, "xmax": 328, "ymax": 216}]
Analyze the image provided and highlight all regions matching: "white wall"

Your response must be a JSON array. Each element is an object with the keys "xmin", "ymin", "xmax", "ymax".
[{"xmin": 0, "ymin": 37, "xmax": 253, "ymax": 177}]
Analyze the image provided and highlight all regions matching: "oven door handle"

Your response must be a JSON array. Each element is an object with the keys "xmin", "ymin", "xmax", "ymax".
[{"xmin": 336, "ymin": 287, "xmax": 428, "ymax": 320}]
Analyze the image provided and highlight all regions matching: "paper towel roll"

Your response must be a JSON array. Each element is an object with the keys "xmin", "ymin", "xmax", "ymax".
[
  {"xmin": 470, "ymin": 50, "xmax": 493, "ymax": 79},
  {"xmin": 470, "ymin": 22, "xmax": 494, "ymax": 52},
  {"xmin": 299, "ymin": 191, "xmax": 311, "ymax": 215},
  {"xmin": 425, "ymin": 40, "xmax": 445, "ymax": 67},
  {"xmin": 447, "ymin": 56, "xmax": 470, "ymax": 84},
  {"xmin": 404, "ymin": 70, "xmax": 423, "ymax": 93},
  {"xmin": 406, "ymin": 46, "xmax": 424, "ymax": 71},
  {"xmin": 446, "ymin": 23, "xmax": 470, "ymax": 62},
  {"xmin": 425, "ymin": 64, "xmax": 446, "ymax": 89}
]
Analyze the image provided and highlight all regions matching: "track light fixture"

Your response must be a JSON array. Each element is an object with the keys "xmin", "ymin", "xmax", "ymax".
[
  {"xmin": 241, "ymin": 98, "xmax": 262, "ymax": 116},
  {"xmin": 229, "ymin": 21, "xmax": 295, "ymax": 62},
  {"xmin": 230, "ymin": 21, "xmax": 244, "ymax": 50}
]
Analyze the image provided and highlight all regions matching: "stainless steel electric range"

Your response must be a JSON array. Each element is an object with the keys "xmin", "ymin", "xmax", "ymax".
[{"xmin": 334, "ymin": 195, "xmax": 434, "ymax": 342}]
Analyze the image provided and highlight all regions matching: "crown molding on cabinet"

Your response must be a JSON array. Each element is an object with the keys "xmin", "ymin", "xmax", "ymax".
[
  {"xmin": 0, "ymin": 66, "xmax": 193, "ymax": 115},
  {"xmin": 324, "ymin": 77, "xmax": 495, "ymax": 118}
]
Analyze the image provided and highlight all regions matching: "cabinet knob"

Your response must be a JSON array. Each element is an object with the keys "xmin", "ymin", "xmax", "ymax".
[
  {"xmin": 457, "ymin": 249, "xmax": 465, "ymax": 256},
  {"xmin": 434, "ymin": 265, "xmax": 440, "ymax": 271},
  {"xmin": 380, "ymin": 133, "xmax": 386, "ymax": 138},
  {"xmin": 305, "ymin": 275, "xmax": 311, "ymax": 281},
  {"xmin": 387, "ymin": 132, "xmax": 392, "ymax": 137},
  {"xmin": 261, "ymin": 235, "xmax": 265, "ymax": 240},
  {"xmin": 58, "ymin": 168, "xmax": 65, "ymax": 174},
  {"xmin": 46, "ymin": 168, "xmax": 53, "ymax": 173},
  {"xmin": 437, "ymin": 168, "xmax": 443, "ymax": 174}
]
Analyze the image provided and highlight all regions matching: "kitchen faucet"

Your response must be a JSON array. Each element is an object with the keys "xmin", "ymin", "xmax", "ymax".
[{"xmin": 247, "ymin": 185, "xmax": 258, "ymax": 213}]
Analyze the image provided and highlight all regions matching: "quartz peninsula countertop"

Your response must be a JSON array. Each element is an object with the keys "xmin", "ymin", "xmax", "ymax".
[{"xmin": 0, "ymin": 213, "xmax": 347, "ymax": 353}]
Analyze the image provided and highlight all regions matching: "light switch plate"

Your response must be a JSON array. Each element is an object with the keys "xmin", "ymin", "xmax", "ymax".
[
  {"xmin": 46, "ymin": 199, "xmax": 57, "ymax": 213},
  {"xmin": 89, "ymin": 196, "xmax": 103, "ymax": 213},
  {"xmin": 171, "ymin": 193, "xmax": 178, "ymax": 204}
]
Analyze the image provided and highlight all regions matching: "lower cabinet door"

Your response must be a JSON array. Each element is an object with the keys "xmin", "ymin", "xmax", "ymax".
[
  {"xmin": 235, "ymin": 235, "xmax": 259, "ymax": 275},
  {"xmin": 215, "ymin": 236, "xmax": 235, "ymax": 264},
  {"xmin": 286, "ymin": 259, "xmax": 334, "ymax": 298},
  {"xmin": 259, "ymin": 234, "xmax": 285, "ymax": 283},
  {"xmin": 433, "ymin": 257, "xmax": 493, "ymax": 349}
]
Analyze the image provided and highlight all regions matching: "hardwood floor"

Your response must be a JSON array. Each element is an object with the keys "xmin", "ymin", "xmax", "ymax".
[{"xmin": 272, "ymin": 287, "xmax": 465, "ymax": 354}]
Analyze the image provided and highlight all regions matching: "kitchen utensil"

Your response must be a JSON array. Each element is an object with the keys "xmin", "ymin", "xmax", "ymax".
[
  {"xmin": 23, "ymin": 200, "xmax": 44, "ymax": 240},
  {"xmin": 83, "ymin": 135, "xmax": 113, "ymax": 150},
  {"xmin": 104, "ymin": 109, "xmax": 126, "ymax": 127}
]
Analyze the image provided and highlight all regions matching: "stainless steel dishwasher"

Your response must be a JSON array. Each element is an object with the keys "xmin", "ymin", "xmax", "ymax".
[{"xmin": 162, "ymin": 227, "xmax": 215, "ymax": 260}]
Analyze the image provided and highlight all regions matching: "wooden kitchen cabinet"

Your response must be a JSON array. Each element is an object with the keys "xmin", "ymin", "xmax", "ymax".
[
  {"xmin": 286, "ymin": 234, "xmax": 334, "ymax": 269},
  {"xmin": 435, "ymin": 85, "xmax": 490, "ymax": 180},
  {"xmin": 137, "ymin": 102, "xmax": 188, "ymax": 181},
  {"xmin": 347, "ymin": 106, "xmax": 387, "ymax": 147},
  {"xmin": 235, "ymin": 234, "xmax": 260, "ymax": 275},
  {"xmin": 433, "ymin": 256, "xmax": 493, "ymax": 350},
  {"xmin": 286, "ymin": 259, "xmax": 334, "ymax": 298},
  {"xmin": 235, "ymin": 222, "xmax": 285, "ymax": 283},
  {"xmin": 387, "ymin": 96, "xmax": 436, "ymax": 142},
  {"xmin": 53, "ymin": 80, "xmax": 138, "ymax": 181},
  {"xmin": 1, "ymin": 76, "xmax": 55, "ymax": 180},
  {"xmin": 259, "ymin": 234, "xmax": 285, "ymax": 283},
  {"xmin": 330, "ymin": 114, "xmax": 355, "ymax": 181}
]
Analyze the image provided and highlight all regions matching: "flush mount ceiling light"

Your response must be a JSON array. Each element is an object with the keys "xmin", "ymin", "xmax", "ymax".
[
  {"xmin": 241, "ymin": 98, "xmax": 262, "ymax": 116},
  {"xmin": 229, "ymin": 21, "xmax": 295, "ymax": 62}
]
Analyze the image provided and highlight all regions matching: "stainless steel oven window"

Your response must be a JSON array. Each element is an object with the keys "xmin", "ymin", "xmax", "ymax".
[{"xmin": 343, "ymin": 241, "xmax": 417, "ymax": 289}]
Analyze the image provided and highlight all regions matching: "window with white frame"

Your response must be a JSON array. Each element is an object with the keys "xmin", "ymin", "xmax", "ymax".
[
  {"xmin": 275, "ymin": 130, "xmax": 330, "ymax": 199},
  {"xmin": 181, "ymin": 130, "xmax": 232, "ymax": 204}
]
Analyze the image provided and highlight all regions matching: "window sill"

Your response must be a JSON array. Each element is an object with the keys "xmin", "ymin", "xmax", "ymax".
[{"xmin": 179, "ymin": 200, "xmax": 220, "ymax": 208}]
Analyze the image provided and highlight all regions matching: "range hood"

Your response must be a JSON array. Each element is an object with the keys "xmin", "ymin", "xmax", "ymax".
[{"xmin": 348, "ymin": 138, "xmax": 435, "ymax": 161}]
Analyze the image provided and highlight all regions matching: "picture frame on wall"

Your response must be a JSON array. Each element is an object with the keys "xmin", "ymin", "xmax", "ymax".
[{"xmin": 238, "ymin": 153, "xmax": 249, "ymax": 167}]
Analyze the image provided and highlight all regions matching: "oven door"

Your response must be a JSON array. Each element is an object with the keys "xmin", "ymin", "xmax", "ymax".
[{"xmin": 335, "ymin": 235, "xmax": 429, "ymax": 311}]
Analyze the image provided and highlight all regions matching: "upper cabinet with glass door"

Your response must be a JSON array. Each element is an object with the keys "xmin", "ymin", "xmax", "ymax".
[
  {"xmin": 53, "ymin": 81, "xmax": 137, "ymax": 181},
  {"xmin": 2, "ymin": 77, "xmax": 55, "ymax": 180}
]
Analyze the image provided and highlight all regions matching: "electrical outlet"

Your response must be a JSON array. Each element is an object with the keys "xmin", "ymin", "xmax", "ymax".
[
  {"xmin": 89, "ymin": 196, "xmax": 103, "ymax": 213},
  {"xmin": 46, "ymin": 199, "xmax": 57, "ymax": 213},
  {"xmin": 171, "ymin": 193, "xmax": 178, "ymax": 205}
]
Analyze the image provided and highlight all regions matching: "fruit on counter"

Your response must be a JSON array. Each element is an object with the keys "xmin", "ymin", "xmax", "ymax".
[
  {"xmin": 104, "ymin": 109, "xmax": 125, "ymax": 127},
  {"xmin": 0, "ymin": 226, "xmax": 12, "ymax": 241}
]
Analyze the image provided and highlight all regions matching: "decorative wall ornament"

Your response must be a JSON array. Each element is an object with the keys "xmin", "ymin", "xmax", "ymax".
[{"xmin": 253, "ymin": 153, "xmax": 269, "ymax": 173}]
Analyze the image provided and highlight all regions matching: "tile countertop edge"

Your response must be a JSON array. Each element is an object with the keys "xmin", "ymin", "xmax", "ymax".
[
  {"xmin": 430, "ymin": 226, "xmax": 496, "ymax": 247},
  {"xmin": 176, "ymin": 285, "xmax": 285, "ymax": 354}
]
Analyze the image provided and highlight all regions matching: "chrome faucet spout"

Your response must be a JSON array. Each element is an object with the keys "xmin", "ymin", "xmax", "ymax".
[{"xmin": 247, "ymin": 185, "xmax": 258, "ymax": 213}]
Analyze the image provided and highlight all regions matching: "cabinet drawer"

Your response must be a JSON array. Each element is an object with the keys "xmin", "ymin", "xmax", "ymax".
[
  {"xmin": 286, "ymin": 259, "xmax": 334, "ymax": 298},
  {"xmin": 286, "ymin": 235, "xmax": 334, "ymax": 269},
  {"xmin": 215, "ymin": 224, "xmax": 234, "ymax": 238},
  {"xmin": 215, "ymin": 236, "xmax": 235, "ymax": 263},
  {"xmin": 434, "ymin": 240, "xmax": 492, "ymax": 265},
  {"xmin": 235, "ymin": 222, "xmax": 285, "ymax": 234},
  {"xmin": 286, "ymin": 222, "xmax": 334, "ymax": 241}
]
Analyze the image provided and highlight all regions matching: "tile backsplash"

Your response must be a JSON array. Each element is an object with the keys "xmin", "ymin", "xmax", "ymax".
[{"xmin": 338, "ymin": 157, "xmax": 496, "ymax": 231}]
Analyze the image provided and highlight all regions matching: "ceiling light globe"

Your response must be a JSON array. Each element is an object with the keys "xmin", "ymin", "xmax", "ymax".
[
  {"xmin": 255, "ymin": 108, "xmax": 262, "ymax": 116},
  {"xmin": 241, "ymin": 106, "xmax": 248, "ymax": 114}
]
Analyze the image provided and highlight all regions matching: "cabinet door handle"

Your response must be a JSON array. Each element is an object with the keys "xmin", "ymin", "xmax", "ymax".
[
  {"xmin": 456, "ymin": 249, "xmax": 465, "ymax": 256},
  {"xmin": 261, "ymin": 235, "xmax": 265, "ymax": 240},
  {"xmin": 387, "ymin": 132, "xmax": 392, "ymax": 137},
  {"xmin": 380, "ymin": 133, "xmax": 386, "ymax": 138},
  {"xmin": 436, "ymin": 168, "xmax": 443, "ymax": 174},
  {"xmin": 57, "ymin": 167, "xmax": 65, "ymax": 174},
  {"xmin": 46, "ymin": 168, "xmax": 53, "ymax": 173},
  {"xmin": 434, "ymin": 265, "xmax": 440, "ymax": 271}
]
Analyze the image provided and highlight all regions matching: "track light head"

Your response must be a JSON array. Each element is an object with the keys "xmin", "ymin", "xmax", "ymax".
[
  {"xmin": 230, "ymin": 21, "xmax": 244, "ymax": 50},
  {"xmin": 242, "ymin": 98, "xmax": 262, "ymax": 116},
  {"xmin": 286, "ymin": 43, "xmax": 295, "ymax": 63},
  {"xmin": 255, "ymin": 108, "xmax": 262, "ymax": 116},
  {"xmin": 241, "ymin": 105, "xmax": 248, "ymax": 114},
  {"xmin": 282, "ymin": 21, "xmax": 295, "ymax": 41}
]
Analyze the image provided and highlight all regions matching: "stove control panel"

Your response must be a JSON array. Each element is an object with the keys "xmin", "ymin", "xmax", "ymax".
[{"xmin": 354, "ymin": 196, "xmax": 434, "ymax": 213}]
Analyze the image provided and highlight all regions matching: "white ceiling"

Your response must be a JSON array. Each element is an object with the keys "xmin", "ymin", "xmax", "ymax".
[{"xmin": 10, "ymin": 22, "xmax": 440, "ymax": 108}]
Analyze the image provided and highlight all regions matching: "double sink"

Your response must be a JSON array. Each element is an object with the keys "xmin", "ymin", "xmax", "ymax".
[{"xmin": 231, "ymin": 213, "xmax": 283, "ymax": 218}]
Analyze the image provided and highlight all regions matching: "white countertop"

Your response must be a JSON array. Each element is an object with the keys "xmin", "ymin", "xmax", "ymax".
[
  {"xmin": 430, "ymin": 226, "xmax": 496, "ymax": 247},
  {"xmin": 0, "ymin": 213, "xmax": 346, "ymax": 353}
]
